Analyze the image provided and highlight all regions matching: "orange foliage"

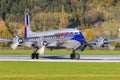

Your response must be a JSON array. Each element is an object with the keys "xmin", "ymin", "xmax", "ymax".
[
  {"xmin": 0, "ymin": 21, "xmax": 8, "ymax": 29},
  {"xmin": 70, "ymin": 0, "xmax": 77, "ymax": 3},
  {"xmin": 20, "ymin": 25, "xmax": 25, "ymax": 38},
  {"xmin": 0, "ymin": 20, "xmax": 12, "ymax": 38},
  {"xmin": 107, "ymin": 0, "xmax": 114, "ymax": 5},
  {"xmin": 0, "ymin": 20, "xmax": 12, "ymax": 46},
  {"xmin": 70, "ymin": 0, "xmax": 79, "ymax": 6}
]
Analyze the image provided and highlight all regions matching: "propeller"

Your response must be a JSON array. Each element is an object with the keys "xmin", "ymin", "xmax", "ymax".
[
  {"xmin": 10, "ymin": 36, "xmax": 23, "ymax": 50},
  {"xmin": 108, "ymin": 44, "xmax": 115, "ymax": 50},
  {"xmin": 32, "ymin": 41, "xmax": 48, "ymax": 55},
  {"xmin": 38, "ymin": 46, "xmax": 45, "ymax": 55},
  {"xmin": 11, "ymin": 42, "xmax": 19, "ymax": 50},
  {"xmin": 38, "ymin": 41, "xmax": 48, "ymax": 54},
  {"xmin": 92, "ymin": 37, "xmax": 116, "ymax": 50}
]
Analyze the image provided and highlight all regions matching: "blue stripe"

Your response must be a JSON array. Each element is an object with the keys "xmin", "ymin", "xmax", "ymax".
[
  {"xmin": 24, "ymin": 14, "xmax": 28, "ymax": 39},
  {"xmin": 26, "ymin": 14, "xmax": 29, "ymax": 25},
  {"xmin": 24, "ymin": 28, "xmax": 27, "ymax": 39}
]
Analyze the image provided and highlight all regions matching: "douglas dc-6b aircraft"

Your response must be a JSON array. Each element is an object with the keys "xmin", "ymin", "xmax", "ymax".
[{"xmin": 0, "ymin": 13, "xmax": 120, "ymax": 59}]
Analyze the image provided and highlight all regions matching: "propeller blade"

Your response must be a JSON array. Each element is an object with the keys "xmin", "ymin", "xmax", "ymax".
[
  {"xmin": 11, "ymin": 42, "xmax": 19, "ymax": 50},
  {"xmin": 108, "ymin": 44, "xmax": 115, "ymax": 50},
  {"xmin": 38, "ymin": 46, "xmax": 45, "ymax": 55}
]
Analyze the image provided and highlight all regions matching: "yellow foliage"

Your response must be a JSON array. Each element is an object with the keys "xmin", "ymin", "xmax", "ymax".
[
  {"xmin": 97, "ymin": 5, "xmax": 101, "ymax": 11},
  {"xmin": 0, "ymin": 20, "xmax": 12, "ymax": 46},
  {"xmin": 20, "ymin": 25, "xmax": 25, "ymax": 38},
  {"xmin": 83, "ymin": 28, "xmax": 96, "ymax": 41},
  {"xmin": 59, "ymin": 5, "xmax": 69, "ymax": 29},
  {"xmin": 0, "ymin": 21, "xmax": 12, "ymax": 38}
]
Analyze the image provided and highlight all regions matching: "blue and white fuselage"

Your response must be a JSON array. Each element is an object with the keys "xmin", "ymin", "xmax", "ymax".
[{"xmin": 25, "ymin": 28, "xmax": 85, "ymax": 49}]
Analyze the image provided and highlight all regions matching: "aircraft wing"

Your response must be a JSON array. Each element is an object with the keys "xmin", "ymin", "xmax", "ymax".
[
  {"xmin": 0, "ymin": 38, "xmax": 12, "ymax": 42},
  {"xmin": 103, "ymin": 38, "xmax": 120, "ymax": 43},
  {"xmin": 88, "ymin": 38, "xmax": 120, "ymax": 45},
  {"xmin": 79, "ymin": 37, "xmax": 120, "ymax": 51},
  {"xmin": 86, "ymin": 37, "xmax": 120, "ymax": 50},
  {"xmin": 0, "ymin": 36, "xmax": 23, "ymax": 49}
]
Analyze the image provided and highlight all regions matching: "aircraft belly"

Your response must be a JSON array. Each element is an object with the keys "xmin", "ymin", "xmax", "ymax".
[{"xmin": 62, "ymin": 40, "xmax": 81, "ymax": 49}]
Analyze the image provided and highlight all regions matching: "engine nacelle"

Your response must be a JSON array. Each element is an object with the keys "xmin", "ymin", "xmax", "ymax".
[
  {"xmin": 38, "ymin": 41, "xmax": 48, "ymax": 47},
  {"xmin": 11, "ymin": 36, "xmax": 23, "ymax": 49},
  {"xmin": 96, "ymin": 37, "xmax": 107, "ymax": 48},
  {"xmin": 13, "ymin": 36, "xmax": 23, "ymax": 43},
  {"xmin": 31, "ymin": 41, "xmax": 48, "ymax": 48}
]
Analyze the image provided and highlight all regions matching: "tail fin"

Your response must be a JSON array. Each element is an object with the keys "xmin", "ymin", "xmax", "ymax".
[{"xmin": 24, "ymin": 13, "xmax": 33, "ymax": 39}]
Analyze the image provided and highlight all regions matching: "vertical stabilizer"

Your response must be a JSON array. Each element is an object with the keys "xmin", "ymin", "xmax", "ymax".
[{"xmin": 24, "ymin": 13, "xmax": 33, "ymax": 39}]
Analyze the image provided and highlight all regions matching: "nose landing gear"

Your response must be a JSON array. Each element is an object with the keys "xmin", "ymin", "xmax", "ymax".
[{"xmin": 70, "ymin": 50, "xmax": 80, "ymax": 60}]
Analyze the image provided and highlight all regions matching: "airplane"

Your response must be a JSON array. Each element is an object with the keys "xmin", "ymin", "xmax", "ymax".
[{"xmin": 0, "ymin": 13, "xmax": 120, "ymax": 60}]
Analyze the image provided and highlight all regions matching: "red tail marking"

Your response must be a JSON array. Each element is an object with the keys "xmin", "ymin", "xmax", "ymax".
[{"xmin": 25, "ymin": 24, "xmax": 28, "ymax": 28}]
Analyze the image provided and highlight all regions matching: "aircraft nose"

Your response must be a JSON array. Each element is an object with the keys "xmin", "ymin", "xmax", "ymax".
[{"xmin": 72, "ymin": 35, "xmax": 85, "ymax": 42}]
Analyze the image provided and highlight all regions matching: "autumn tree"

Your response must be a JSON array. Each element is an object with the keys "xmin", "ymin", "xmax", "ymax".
[
  {"xmin": 0, "ymin": 20, "xmax": 12, "ymax": 46},
  {"xmin": 58, "ymin": 5, "xmax": 69, "ymax": 29},
  {"xmin": 83, "ymin": 28, "xmax": 96, "ymax": 41}
]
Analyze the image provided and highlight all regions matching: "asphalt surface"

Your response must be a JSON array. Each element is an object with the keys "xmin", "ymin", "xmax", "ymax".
[{"xmin": 0, "ymin": 54, "xmax": 120, "ymax": 62}]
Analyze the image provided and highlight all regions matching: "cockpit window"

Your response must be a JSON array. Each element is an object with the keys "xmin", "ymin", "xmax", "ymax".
[
  {"xmin": 79, "ymin": 32, "xmax": 82, "ymax": 35},
  {"xmin": 74, "ymin": 32, "xmax": 79, "ymax": 35},
  {"xmin": 72, "ymin": 31, "xmax": 83, "ymax": 35}
]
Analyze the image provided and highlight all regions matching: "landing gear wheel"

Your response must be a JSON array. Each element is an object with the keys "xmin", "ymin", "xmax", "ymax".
[
  {"xmin": 70, "ymin": 53, "xmax": 80, "ymax": 60},
  {"xmin": 31, "ymin": 53, "xmax": 36, "ymax": 59},
  {"xmin": 75, "ymin": 53, "xmax": 80, "ymax": 60},
  {"xmin": 36, "ymin": 53, "xmax": 39, "ymax": 59},
  {"xmin": 31, "ymin": 53, "xmax": 39, "ymax": 59},
  {"xmin": 70, "ymin": 53, "xmax": 74, "ymax": 59}
]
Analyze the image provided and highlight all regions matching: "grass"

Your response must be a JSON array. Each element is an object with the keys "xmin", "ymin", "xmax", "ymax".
[
  {"xmin": 0, "ymin": 49, "xmax": 120, "ymax": 55},
  {"xmin": 0, "ymin": 62, "xmax": 120, "ymax": 80}
]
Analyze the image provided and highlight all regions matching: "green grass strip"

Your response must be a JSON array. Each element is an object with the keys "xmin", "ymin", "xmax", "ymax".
[{"xmin": 0, "ymin": 62, "xmax": 120, "ymax": 80}]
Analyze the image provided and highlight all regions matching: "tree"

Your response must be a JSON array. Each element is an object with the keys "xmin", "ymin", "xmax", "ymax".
[
  {"xmin": 58, "ymin": 5, "xmax": 69, "ymax": 29},
  {"xmin": 0, "ymin": 20, "xmax": 12, "ymax": 46},
  {"xmin": 83, "ymin": 28, "xmax": 96, "ymax": 41},
  {"xmin": 31, "ymin": 12, "xmax": 60, "ymax": 31}
]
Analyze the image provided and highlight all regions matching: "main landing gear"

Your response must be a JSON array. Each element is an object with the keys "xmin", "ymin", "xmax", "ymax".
[
  {"xmin": 31, "ymin": 52, "xmax": 39, "ymax": 59},
  {"xmin": 31, "ymin": 48, "xmax": 39, "ymax": 59},
  {"xmin": 70, "ymin": 50, "xmax": 80, "ymax": 60},
  {"xmin": 70, "ymin": 43, "xmax": 83, "ymax": 60}
]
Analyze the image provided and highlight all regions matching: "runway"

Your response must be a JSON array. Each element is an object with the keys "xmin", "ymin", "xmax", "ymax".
[{"xmin": 0, "ymin": 54, "xmax": 120, "ymax": 62}]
